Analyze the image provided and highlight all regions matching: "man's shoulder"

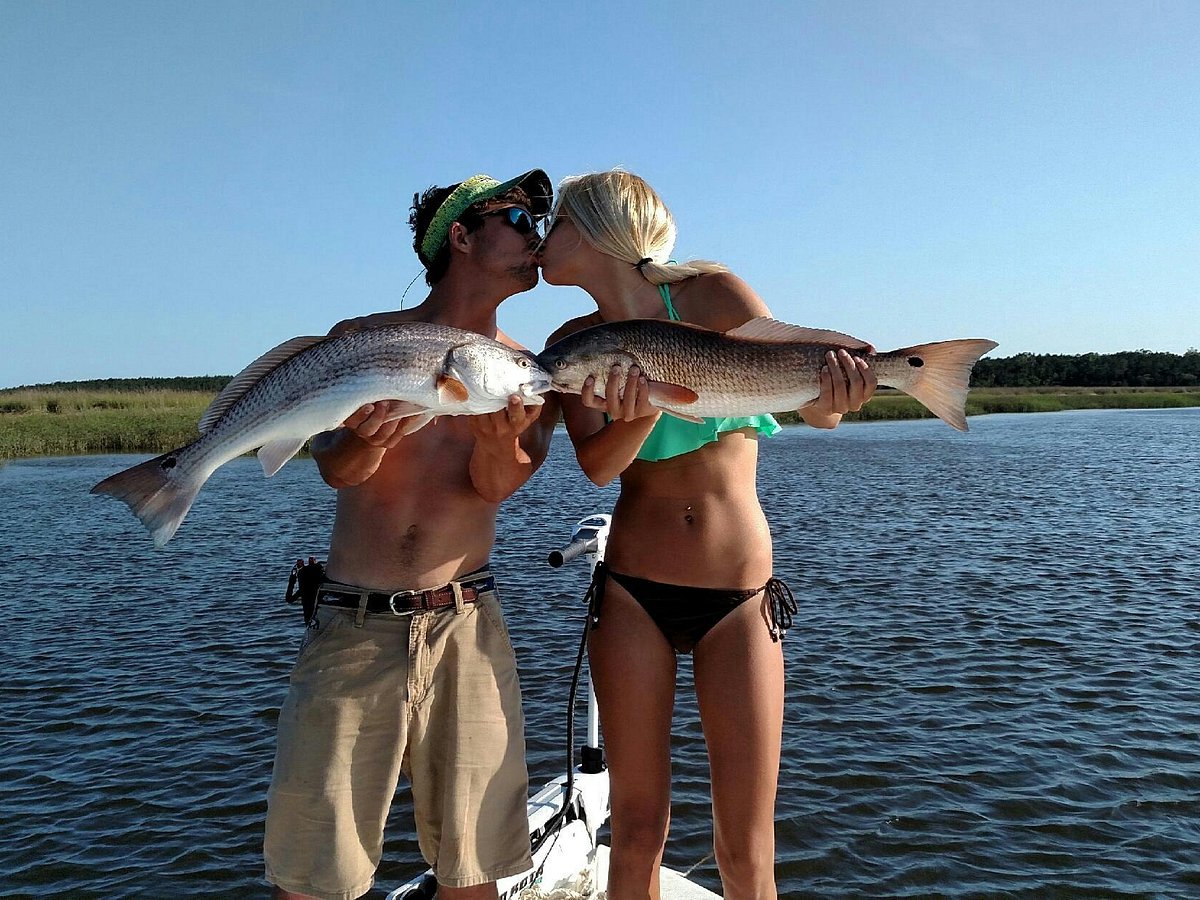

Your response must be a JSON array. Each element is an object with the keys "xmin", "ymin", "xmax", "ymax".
[
  {"xmin": 544, "ymin": 312, "xmax": 603, "ymax": 349},
  {"xmin": 494, "ymin": 328, "xmax": 529, "ymax": 351},
  {"xmin": 327, "ymin": 309, "xmax": 423, "ymax": 337}
]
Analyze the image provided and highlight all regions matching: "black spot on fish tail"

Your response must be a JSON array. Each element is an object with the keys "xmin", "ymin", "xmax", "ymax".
[
  {"xmin": 160, "ymin": 456, "xmax": 178, "ymax": 470},
  {"xmin": 908, "ymin": 357, "xmax": 925, "ymax": 368}
]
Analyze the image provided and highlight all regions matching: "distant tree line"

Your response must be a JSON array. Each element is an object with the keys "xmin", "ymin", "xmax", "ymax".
[
  {"xmin": 8, "ymin": 350, "xmax": 1200, "ymax": 394},
  {"xmin": 6, "ymin": 376, "xmax": 233, "ymax": 393},
  {"xmin": 972, "ymin": 349, "xmax": 1200, "ymax": 388}
]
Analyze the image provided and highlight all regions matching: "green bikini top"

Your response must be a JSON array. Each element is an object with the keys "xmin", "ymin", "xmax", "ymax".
[{"xmin": 632, "ymin": 285, "xmax": 780, "ymax": 462}]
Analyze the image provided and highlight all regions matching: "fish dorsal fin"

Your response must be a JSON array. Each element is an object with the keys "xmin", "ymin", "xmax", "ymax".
[
  {"xmin": 727, "ymin": 317, "xmax": 873, "ymax": 352},
  {"xmin": 198, "ymin": 335, "xmax": 327, "ymax": 433}
]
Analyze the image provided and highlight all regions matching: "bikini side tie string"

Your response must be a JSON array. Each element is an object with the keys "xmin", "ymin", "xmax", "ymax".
[{"xmin": 764, "ymin": 577, "xmax": 797, "ymax": 642}]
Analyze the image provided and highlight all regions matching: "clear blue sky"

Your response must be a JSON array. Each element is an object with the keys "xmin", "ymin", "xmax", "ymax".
[{"xmin": 2, "ymin": 1, "xmax": 1197, "ymax": 388}]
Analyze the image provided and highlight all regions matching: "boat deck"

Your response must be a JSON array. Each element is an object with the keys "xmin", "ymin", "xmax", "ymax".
[{"xmin": 594, "ymin": 846, "xmax": 720, "ymax": 899}]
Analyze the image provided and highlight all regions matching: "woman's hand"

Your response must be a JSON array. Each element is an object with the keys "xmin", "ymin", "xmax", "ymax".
[
  {"xmin": 822, "ymin": 349, "xmax": 877, "ymax": 414},
  {"xmin": 801, "ymin": 349, "xmax": 878, "ymax": 428},
  {"xmin": 579, "ymin": 364, "xmax": 662, "ymax": 423}
]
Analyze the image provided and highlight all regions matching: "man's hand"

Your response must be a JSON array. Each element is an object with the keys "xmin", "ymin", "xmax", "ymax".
[
  {"xmin": 342, "ymin": 401, "xmax": 423, "ymax": 450},
  {"xmin": 469, "ymin": 395, "xmax": 545, "ymax": 464}
]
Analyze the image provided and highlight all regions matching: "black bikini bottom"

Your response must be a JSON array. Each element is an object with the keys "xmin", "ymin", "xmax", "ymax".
[{"xmin": 585, "ymin": 562, "xmax": 796, "ymax": 654}]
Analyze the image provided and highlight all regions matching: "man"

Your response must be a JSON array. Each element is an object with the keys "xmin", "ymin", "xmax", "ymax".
[{"xmin": 265, "ymin": 169, "xmax": 558, "ymax": 900}]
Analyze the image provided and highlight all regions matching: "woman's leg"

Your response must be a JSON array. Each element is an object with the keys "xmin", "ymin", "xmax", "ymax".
[
  {"xmin": 589, "ymin": 577, "xmax": 679, "ymax": 900},
  {"xmin": 693, "ymin": 594, "xmax": 784, "ymax": 899}
]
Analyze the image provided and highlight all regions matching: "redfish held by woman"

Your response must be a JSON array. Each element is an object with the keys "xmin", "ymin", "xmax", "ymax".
[
  {"xmin": 92, "ymin": 323, "xmax": 552, "ymax": 547},
  {"xmin": 537, "ymin": 317, "xmax": 998, "ymax": 431}
]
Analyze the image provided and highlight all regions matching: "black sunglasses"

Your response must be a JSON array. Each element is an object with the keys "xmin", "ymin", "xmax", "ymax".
[{"xmin": 481, "ymin": 206, "xmax": 539, "ymax": 236}]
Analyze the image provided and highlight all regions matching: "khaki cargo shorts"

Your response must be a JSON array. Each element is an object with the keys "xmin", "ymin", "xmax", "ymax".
[{"xmin": 264, "ymin": 586, "xmax": 532, "ymax": 899}]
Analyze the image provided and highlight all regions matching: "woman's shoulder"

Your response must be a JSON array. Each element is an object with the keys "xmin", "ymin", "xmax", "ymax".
[
  {"xmin": 544, "ymin": 311, "xmax": 604, "ymax": 348},
  {"xmin": 672, "ymin": 271, "xmax": 771, "ymax": 331}
]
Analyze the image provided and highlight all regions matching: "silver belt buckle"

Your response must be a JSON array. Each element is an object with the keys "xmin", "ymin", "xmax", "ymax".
[{"xmin": 387, "ymin": 589, "xmax": 422, "ymax": 616}]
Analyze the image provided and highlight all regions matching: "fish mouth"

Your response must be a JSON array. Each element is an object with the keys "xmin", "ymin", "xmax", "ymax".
[{"xmin": 520, "ymin": 374, "xmax": 554, "ymax": 400}]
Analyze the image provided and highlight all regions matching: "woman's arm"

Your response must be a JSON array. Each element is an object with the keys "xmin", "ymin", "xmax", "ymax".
[
  {"xmin": 567, "ymin": 365, "xmax": 662, "ymax": 487},
  {"xmin": 547, "ymin": 315, "xmax": 661, "ymax": 487}
]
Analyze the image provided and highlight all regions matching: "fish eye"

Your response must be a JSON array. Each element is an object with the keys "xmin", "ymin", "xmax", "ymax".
[
  {"xmin": 554, "ymin": 359, "xmax": 566, "ymax": 370},
  {"xmin": 516, "ymin": 356, "xmax": 530, "ymax": 368}
]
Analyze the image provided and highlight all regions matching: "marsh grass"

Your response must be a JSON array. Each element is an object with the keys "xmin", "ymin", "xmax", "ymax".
[
  {"xmin": 0, "ymin": 389, "xmax": 214, "ymax": 457},
  {"xmin": 2, "ymin": 385, "xmax": 1198, "ymax": 459}
]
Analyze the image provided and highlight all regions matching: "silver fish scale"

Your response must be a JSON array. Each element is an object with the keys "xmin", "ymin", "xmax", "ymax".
[
  {"xmin": 208, "ymin": 329, "xmax": 447, "ymax": 432},
  {"xmin": 181, "ymin": 324, "xmax": 512, "ymax": 475}
]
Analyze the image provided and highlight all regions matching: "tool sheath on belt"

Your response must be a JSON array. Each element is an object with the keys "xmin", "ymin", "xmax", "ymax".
[{"xmin": 285, "ymin": 557, "xmax": 327, "ymax": 627}]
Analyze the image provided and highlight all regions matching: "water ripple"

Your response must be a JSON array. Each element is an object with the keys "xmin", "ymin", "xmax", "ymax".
[{"xmin": 2, "ymin": 409, "xmax": 1199, "ymax": 896}]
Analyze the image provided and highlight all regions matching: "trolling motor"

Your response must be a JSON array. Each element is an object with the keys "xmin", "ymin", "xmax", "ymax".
[
  {"xmin": 548, "ymin": 514, "xmax": 610, "ymax": 777},
  {"xmin": 547, "ymin": 514, "xmax": 609, "ymax": 569}
]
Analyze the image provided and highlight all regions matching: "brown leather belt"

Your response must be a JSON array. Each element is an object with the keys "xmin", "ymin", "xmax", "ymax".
[{"xmin": 317, "ymin": 569, "xmax": 495, "ymax": 615}]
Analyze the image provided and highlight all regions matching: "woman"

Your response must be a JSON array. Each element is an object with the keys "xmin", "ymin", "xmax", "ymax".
[{"xmin": 539, "ymin": 171, "xmax": 876, "ymax": 898}]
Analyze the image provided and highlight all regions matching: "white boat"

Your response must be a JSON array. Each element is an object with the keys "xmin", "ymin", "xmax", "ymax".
[{"xmin": 386, "ymin": 515, "xmax": 720, "ymax": 900}]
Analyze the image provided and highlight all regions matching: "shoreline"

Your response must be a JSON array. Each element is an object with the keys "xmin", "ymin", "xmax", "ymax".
[{"xmin": 2, "ymin": 386, "xmax": 1198, "ymax": 460}]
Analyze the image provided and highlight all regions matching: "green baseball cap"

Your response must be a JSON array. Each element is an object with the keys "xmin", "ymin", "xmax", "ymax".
[{"xmin": 419, "ymin": 169, "xmax": 552, "ymax": 266}]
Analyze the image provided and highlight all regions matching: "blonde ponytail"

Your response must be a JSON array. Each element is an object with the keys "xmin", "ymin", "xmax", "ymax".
[
  {"xmin": 636, "ymin": 258, "xmax": 728, "ymax": 284},
  {"xmin": 554, "ymin": 171, "xmax": 728, "ymax": 285}
]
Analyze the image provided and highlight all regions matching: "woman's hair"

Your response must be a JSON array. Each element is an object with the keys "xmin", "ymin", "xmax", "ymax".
[{"xmin": 552, "ymin": 170, "xmax": 728, "ymax": 285}]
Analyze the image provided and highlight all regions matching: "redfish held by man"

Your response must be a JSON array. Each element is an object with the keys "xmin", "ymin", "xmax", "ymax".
[
  {"xmin": 92, "ymin": 323, "xmax": 552, "ymax": 547},
  {"xmin": 537, "ymin": 317, "xmax": 998, "ymax": 431}
]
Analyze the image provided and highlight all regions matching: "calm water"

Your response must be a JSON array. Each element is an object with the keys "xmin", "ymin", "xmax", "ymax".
[{"xmin": 2, "ymin": 409, "xmax": 1198, "ymax": 898}]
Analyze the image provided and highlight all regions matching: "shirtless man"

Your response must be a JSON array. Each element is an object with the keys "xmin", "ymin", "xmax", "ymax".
[{"xmin": 264, "ymin": 170, "xmax": 557, "ymax": 900}]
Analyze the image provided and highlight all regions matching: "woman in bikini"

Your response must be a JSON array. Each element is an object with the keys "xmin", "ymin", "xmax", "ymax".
[{"xmin": 539, "ymin": 170, "xmax": 876, "ymax": 898}]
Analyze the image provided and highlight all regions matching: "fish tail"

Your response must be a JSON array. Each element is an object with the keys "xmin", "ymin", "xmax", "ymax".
[
  {"xmin": 91, "ymin": 446, "xmax": 207, "ymax": 546},
  {"xmin": 885, "ymin": 339, "xmax": 998, "ymax": 431}
]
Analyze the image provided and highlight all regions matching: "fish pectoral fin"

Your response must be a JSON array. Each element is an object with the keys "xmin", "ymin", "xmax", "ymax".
[
  {"xmin": 377, "ymin": 400, "xmax": 428, "ymax": 423},
  {"xmin": 436, "ymin": 374, "xmax": 470, "ymax": 404},
  {"xmin": 728, "ymin": 317, "xmax": 874, "ymax": 352},
  {"xmin": 662, "ymin": 409, "xmax": 706, "ymax": 424},
  {"xmin": 257, "ymin": 437, "xmax": 309, "ymax": 477},
  {"xmin": 646, "ymin": 380, "xmax": 699, "ymax": 406}
]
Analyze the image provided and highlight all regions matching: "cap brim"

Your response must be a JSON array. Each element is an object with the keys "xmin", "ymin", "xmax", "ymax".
[
  {"xmin": 419, "ymin": 169, "xmax": 554, "ymax": 265},
  {"xmin": 490, "ymin": 169, "xmax": 552, "ymax": 217}
]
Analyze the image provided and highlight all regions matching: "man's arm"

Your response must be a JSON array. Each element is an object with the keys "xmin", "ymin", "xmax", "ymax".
[
  {"xmin": 468, "ymin": 392, "xmax": 559, "ymax": 503},
  {"xmin": 312, "ymin": 401, "xmax": 412, "ymax": 489}
]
